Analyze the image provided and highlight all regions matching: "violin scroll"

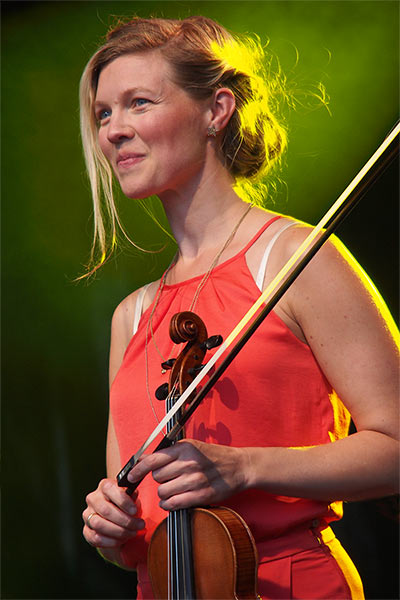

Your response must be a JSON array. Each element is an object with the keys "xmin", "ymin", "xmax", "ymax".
[
  {"xmin": 167, "ymin": 312, "xmax": 210, "ymax": 400},
  {"xmin": 169, "ymin": 311, "xmax": 208, "ymax": 345}
]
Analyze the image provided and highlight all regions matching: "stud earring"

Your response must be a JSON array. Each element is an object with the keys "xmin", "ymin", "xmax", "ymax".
[{"xmin": 207, "ymin": 125, "xmax": 217, "ymax": 138}]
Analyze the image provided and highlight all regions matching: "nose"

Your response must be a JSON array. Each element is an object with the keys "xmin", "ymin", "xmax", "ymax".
[{"xmin": 106, "ymin": 111, "xmax": 135, "ymax": 144}]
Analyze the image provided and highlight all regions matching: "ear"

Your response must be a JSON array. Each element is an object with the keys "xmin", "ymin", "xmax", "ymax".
[{"xmin": 208, "ymin": 88, "xmax": 236, "ymax": 133}]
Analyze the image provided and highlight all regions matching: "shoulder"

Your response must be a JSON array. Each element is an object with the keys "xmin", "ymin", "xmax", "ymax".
[
  {"xmin": 244, "ymin": 208, "xmax": 298, "ymax": 276},
  {"xmin": 111, "ymin": 280, "xmax": 160, "ymax": 345},
  {"xmin": 245, "ymin": 206, "xmax": 387, "ymax": 301},
  {"xmin": 279, "ymin": 223, "xmax": 380, "ymax": 306},
  {"xmin": 111, "ymin": 290, "xmax": 138, "ymax": 334},
  {"xmin": 261, "ymin": 218, "xmax": 398, "ymax": 345},
  {"xmin": 281, "ymin": 222, "xmax": 399, "ymax": 359},
  {"xmin": 111, "ymin": 289, "xmax": 139, "ymax": 353},
  {"xmin": 262, "ymin": 216, "xmax": 371, "ymax": 294},
  {"xmin": 109, "ymin": 280, "xmax": 160, "ymax": 387},
  {"xmin": 271, "ymin": 222, "xmax": 375, "ymax": 318}
]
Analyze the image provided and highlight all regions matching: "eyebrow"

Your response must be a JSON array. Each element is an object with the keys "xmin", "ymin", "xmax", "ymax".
[{"xmin": 94, "ymin": 86, "xmax": 156, "ymax": 108}]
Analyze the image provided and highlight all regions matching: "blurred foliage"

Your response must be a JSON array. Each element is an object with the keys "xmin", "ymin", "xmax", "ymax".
[{"xmin": 2, "ymin": 1, "xmax": 398, "ymax": 598}]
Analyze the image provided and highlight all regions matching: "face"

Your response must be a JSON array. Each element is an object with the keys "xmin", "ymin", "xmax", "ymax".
[{"xmin": 94, "ymin": 51, "xmax": 211, "ymax": 200}]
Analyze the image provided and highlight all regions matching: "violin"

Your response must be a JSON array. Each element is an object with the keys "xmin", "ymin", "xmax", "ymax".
[{"xmin": 148, "ymin": 311, "xmax": 259, "ymax": 599}]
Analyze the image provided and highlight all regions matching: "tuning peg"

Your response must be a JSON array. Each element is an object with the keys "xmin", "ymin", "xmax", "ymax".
[
  {"xmin": 155, "ymin": 383, "xmax": 169, "ymax": 400},
  {"xmin": 188, "ymin": 364, "xmax": 205, "ymax": 376},
  {"xmin": 201, "ymin": 334, "xmax": 223, "ymax": 350},
  {"xmin": 161, "ymin": 358, "xmax": 176, "ymax": 371}
]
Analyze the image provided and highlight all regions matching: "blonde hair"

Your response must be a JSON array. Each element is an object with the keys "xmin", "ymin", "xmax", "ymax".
[{"xmin": 79, "ymin": 16, "xmax": 287, "ymax": 275}]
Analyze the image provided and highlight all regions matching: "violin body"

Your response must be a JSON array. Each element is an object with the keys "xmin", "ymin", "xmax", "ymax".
[{"xmin": 148, "ymin": 506, "xmax": 259, "ymax": 600}]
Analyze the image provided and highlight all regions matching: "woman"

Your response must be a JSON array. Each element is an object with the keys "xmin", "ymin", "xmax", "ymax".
[{"xmin": 81, "ymin": 15, "xmax": 399, "ymax": 600}]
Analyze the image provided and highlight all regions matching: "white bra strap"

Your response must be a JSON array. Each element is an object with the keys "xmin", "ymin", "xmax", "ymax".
[
  {"xmin": 133, "ymin": 283, "xmax": 151, "ymax": 335},
  {"xmin": 255, "ymin": 221, "xmax": 297, "ymax": 291}
]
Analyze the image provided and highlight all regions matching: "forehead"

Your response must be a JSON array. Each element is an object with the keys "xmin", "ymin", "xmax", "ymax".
[{"xmin": 95, "ymin": 51, "xmax": 176, "ymax": 98}]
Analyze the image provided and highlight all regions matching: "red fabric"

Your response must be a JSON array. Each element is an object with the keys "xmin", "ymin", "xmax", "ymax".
[
  {"xmin": 111, "ymin": 216, "xmax": 355, "ymax": 595},
  {"xmin": 256, "ymin": 524, "xmax": 355, "ymax": 599}
]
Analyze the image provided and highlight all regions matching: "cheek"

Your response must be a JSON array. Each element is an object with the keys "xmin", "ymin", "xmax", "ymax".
[
  {"xmin": 154, "ymin": 103, "xmax": 206, "ymax": 145},
  {"xmin": 97, "ymin": 129, "xmax": 110, "ymax": 159},
  {"xmin": 156, "ymin": 117, "xmax": 206, "ymax": 162}
]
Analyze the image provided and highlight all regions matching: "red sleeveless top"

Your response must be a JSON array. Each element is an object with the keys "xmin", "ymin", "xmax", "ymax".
[{"xmin": 110, "ymin": 217, "xmax": 350, "ymax": 568}]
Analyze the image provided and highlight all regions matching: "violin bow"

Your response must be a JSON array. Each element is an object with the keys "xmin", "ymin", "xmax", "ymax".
[{"xmin": 118, "ymin": 122, "xmax": 399, "ymax": 491}]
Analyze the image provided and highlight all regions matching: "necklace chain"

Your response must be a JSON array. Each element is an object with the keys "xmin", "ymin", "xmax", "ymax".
[{"xmin": 144, "ymin": 203, "xmax": 253, "ymax": 425}]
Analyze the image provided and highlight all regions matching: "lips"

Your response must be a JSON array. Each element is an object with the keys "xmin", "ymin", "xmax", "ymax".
[{"xmin": 117, "ymin": 153, "xmax": 145, "ymax": 168}]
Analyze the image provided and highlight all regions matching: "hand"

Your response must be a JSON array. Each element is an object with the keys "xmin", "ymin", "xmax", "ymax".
[
  {"xmin": 82, "ymin": 478, "xmax": 145, "ymax": 548},
  {"xmin": 127, "ymin": 440, "xmax": 250, "ymax": 511}
]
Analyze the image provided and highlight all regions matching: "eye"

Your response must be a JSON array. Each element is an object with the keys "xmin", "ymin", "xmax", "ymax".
[
  {"xmin": 132, "ymin": 98, "xmax": 150, "ymax": 109},
  {"xmin": 97, "ymin": 108, "xmax": 111, "ymax": 122}
]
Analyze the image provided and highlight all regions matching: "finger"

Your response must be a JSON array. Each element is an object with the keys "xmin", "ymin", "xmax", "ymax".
[
  {"xmin": 84, "ymin": 482, "xmax": 140, "ymax": 531},
  {"xmin": 83, "ymin": 509, "xmax": 145, "ymax": 540},
  {"xmin": 99, "ymin": 479, "xmax": 138, "ymax": 515},
  {"xmin": 158, "ymin": 488, "xmax": 211, "ymax": 512},
  {"xmin": 151, "ymin": 456, "xmax": 203, "ymax": 484},
  {"xmin": 152, "ymin": 460, "xmax": 188, "ymax": 483},
  {"xmin": 127, "ymin": 448, "xmax": 178, "ymax": 483},
  {"xmin": 83, "ymin": 522, "xmax": 139, "ymax": 548},
  {"xmin": 157, "ymin": 471, "xmax": 206, "ymax": 501},
  {"xmin": 83, "ymin": 498, "xmax": 141, "ymax": 532},
  {"xmin": 151, "ymin": 443, "xmax": 205, "ymax": 483}
]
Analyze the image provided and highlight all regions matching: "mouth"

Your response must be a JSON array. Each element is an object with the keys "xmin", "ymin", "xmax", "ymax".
[{"xmin": 117, "ymin": 153, "xmax": 145, "ymax": 169}]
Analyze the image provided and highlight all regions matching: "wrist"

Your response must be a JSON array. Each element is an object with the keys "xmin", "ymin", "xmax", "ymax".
[
  {"xmin": 239, "ymin": 446, "xmax": 279, "ymax": 492},
  {"xmin": 97, "ymin": 545, "xmax": 136, "ymax": 571},
  {"xmin": 238, "ymin": 446, "xmax": 257, "ymax": 491}
]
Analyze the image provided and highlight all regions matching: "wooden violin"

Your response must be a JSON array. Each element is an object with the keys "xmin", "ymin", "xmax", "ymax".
[{"xmin": 147, "ymin": 311, "xmax": 259, "ymax": 600}]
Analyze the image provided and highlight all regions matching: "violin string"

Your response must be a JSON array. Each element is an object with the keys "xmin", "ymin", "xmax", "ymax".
[
  {"xmin": 180, "ymin": 510, "xmax": 188, "ymax": 597},
  {"xmin": 144, "ymin": 203, "xmax": 253, "ymax": 427},
  {"xmin": 166, "ymin": 395, "xmax": 173, "ymax": 600},
  {"xmin": 173, "ymin": 511, "xmax": 180, "ymax": 598},
  {"xmin": 166, "ymin": 388, "xmax": 192, "ymax": 599},
  {"xmin": 167, "ymin": 513, "xmax": 171, "ymax": 599}
]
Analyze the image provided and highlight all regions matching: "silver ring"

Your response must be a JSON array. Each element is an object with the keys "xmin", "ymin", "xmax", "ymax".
[{"xmin": 86, "ymin": 512, "xmax": 97, "ymax": 530}]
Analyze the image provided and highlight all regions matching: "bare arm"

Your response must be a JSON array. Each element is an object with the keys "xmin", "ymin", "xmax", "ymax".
[
  {"xmin": 254, "ymin": 229, "xmax": 399, "ymax": 502},
  {"xmin": 107, "ymin": 292, "xmax": 138, "ymax": 478},
  {"xmin": 82, "ymin": 290, "xmax": 146, "ymax": 568}
]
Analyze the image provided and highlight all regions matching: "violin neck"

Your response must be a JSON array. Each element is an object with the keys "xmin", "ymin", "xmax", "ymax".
[{"xmin": 166, "ymin": 396, "xmax": 196, "ymax": 599}]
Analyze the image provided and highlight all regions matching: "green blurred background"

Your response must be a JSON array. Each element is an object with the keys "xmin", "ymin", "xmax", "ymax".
[{"xmin": 2, "ymin": 1, "xmax": 398, "ymax": 598}]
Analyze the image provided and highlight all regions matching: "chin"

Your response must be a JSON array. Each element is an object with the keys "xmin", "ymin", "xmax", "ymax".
[{"xmin": 121, "ymin": 183, "xmax": 158, "ymax": 200}]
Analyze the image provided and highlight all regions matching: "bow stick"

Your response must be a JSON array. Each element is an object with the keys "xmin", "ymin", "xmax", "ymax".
[{"xmin": 118, "ymin": 122, "xmax": 399, "ymax": 491}]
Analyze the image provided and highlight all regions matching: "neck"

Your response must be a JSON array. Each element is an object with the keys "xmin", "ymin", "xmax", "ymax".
[{"xmin": 158, "ymin": 164, "xmax": 249, "ymax": 261}]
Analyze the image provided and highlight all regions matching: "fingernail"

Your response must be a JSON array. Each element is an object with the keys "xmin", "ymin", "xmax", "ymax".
[
  {"xmin": 127, "ymin": 504, "xmax": 137, "ymax": 515},
  {"xmin": 137, "ymin": 519, "xmax": 145, "ymax": 530}
]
